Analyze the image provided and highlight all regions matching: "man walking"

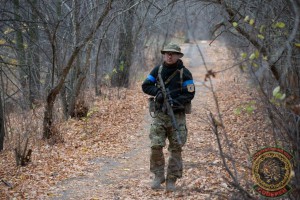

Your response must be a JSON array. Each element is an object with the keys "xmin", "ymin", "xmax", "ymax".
[{"xmin": 142, "ymin": 43, "xmax": 195, "ymax": 191}]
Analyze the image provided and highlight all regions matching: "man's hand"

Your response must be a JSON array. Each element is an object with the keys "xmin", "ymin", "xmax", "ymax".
[{"xmin": 155, "ymin": 90, "xmax": 164, "ymax": 103}]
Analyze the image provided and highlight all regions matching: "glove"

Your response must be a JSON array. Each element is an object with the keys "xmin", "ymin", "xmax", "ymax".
[{"xmin": 155, "ymin": 90, "xmax": 164, "ymax": 103}]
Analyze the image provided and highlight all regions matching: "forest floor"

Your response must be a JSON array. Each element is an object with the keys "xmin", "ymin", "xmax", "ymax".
[{"xmin": 0, "ymin": 40, "xmax": 273, "ymax": 199}]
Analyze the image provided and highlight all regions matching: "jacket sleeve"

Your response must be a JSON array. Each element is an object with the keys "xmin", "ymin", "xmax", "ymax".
[
  {"xmin": 142, "ymin": 66, "xmax": 160, "ymax": 96},
  {"xmin": 173, "ymin": 68, "xmax": 195, "ymax": 107}
]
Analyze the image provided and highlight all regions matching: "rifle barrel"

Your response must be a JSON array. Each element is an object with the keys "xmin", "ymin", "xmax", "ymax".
[{"xmin": 158, "ymin": 75, "xmax": 182, "ymax": 146}]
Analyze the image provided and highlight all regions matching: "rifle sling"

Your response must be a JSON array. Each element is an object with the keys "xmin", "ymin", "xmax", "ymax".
[{"xmin": 158, "ymin": 65, "xmax": 183, "ymax": 86}]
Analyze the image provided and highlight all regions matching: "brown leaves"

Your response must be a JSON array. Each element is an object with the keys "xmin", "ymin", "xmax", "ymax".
[
  {"xmin": 204, "ymin": 70, "xmax": 216, "ymax": 81},
  {"xmin": 0, "ymin": 41, "xmax": 272, "ymax": 199},
  {"xmin": 0, "ymin": 85, "xmax": 148, "ymax": 199}
]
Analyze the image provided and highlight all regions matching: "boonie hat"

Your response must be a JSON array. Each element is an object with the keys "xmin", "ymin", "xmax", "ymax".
[{"xmin": 161, "ymin": 43, "xmax": 184, "ymax": 57}]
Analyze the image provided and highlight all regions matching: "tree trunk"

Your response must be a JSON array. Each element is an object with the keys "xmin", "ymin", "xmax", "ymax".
[
  {"xmin": 111, "ymin": 1, "xmax": 134, "ymax": 88},
  {"xmin": 60, "ymin": 86, "xmax": 69, "ymax": 120},
  {"xmin": 54, "ymin": 0, "xmax": 69, "ymax": 119},
  {"xmin": 68, "ymin": 43, "xmax": 93, "ymax": 117},
  {"xmin": 28, "ymin": 0, "xmax": 41, "ymax": 106},
  {"xmin": 13, "ymin": 0, "xmax": 29, "ymax": 109},
  {"xmin": 0, "ymin": 92, "xmax": 4, "ymax": 151},
  {"xmin": 43, "ymin": 90, "xmax": 57, "ymax": 139},
  {"xmin": 94, "ymin": 38, "xmax": 103, "ymax": 96},
  {"xmin": 67, "ymin": 0, "xmax": 81, "ymax": 117}
]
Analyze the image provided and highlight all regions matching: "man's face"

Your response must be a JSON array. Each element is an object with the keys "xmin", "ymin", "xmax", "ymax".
[{"xmin": 163, "ymin": 52, "xmax": 181, "ymax": 65}]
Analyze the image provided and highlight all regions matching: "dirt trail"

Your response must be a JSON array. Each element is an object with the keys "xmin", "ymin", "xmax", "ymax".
[
  {"xmin": 47, "ymin": 41, "xmax": 233, "ymax": 200},
  {"xmin": 48, "ymin": 112, "xmax": 151, "ymax": 199}
]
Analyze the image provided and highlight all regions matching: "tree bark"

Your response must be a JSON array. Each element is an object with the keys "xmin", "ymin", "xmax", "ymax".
[
  {"xmin": 68, "ymin": 43, "xmax": 93, "ymax": 117},
  {"xmin": 67, "ymin": 0, "xmax": 81, "ymax": 117},
  {"xmin": 13, "ymin": 0, "xmax": 29, "ymax": 109},
  {"xmin": 94, "ymin": 38, "xmax": 103, "ymax": 96},
  {"xmin": 28, "ymin": 0, "xmax": 41, "ymax": 106},
  {"xmin": 111, "ymin": 1, "xmax": 135, "ymax": 88},
  {"xmin": 0, "ymin": 92, "xmax": 4, "ymax": 151}
]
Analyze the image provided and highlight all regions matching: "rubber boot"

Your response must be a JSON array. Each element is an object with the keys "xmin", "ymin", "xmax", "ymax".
[
  {"xmin": 151, "ymin": 173, "xmax": 165, "ymax": 190},
  {"xmin": 166, "ymin": 177, "xmax": 177, "ymax": 192}
]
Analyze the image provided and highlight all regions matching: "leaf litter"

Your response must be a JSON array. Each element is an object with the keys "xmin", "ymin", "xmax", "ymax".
[{"xmin": 0, "ymin": 41, "xmax": 273, "ymax": 199}]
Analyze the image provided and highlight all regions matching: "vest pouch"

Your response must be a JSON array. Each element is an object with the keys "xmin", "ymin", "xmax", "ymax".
[
  {"xmin": 148, "ymin": 97, "xmax": 155, "ymax": 112},
  {"xmin": 185, "ymin": 102, "xmax": 192, "ymax": 114}
]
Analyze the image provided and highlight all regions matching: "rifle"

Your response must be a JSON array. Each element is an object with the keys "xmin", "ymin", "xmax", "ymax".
[{"xmin": 158, "ymin": 72, "xmax": 182, "ymax": 146}]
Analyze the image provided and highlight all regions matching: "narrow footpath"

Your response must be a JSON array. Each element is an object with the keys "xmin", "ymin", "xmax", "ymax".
[{"xmin": 47, "ymin": 41, "xmax": 238, "ymax": 200}]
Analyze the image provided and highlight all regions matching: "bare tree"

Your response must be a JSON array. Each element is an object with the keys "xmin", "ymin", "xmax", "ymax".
[
  {"xmin": 111, "ymin": 0, "xmax": 135, "ymax": 88},
  {"xmin": 0, "ymin": 91, "xmax": 4, "ymax": 151},
  {"xmin": 28, "ymin": 0, "xmax": 41, "ymax": 106},
  {"xmin": 13, "ymin": 0, "xmax": 29, "ymax": 109},
  {"xmin": 43, "ymin": 0, "xmax": 113, "ymax": 139}
]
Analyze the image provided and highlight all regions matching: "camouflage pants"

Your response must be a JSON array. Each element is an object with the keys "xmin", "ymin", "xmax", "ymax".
[{"xmin": 149, "ymin": 111, "xmax": 187, "ymax": 179}]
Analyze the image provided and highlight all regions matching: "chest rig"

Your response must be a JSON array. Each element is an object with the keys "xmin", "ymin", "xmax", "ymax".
[
  {"xmin": 157, "ymin": 65, "xmax": 191, "ymax": 114},
  {"xmin": 157, "ymin": 65, "xmax": 183, "ymax": 92}
]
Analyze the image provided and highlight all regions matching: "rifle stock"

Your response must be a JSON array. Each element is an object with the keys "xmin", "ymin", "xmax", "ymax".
[{"xmin": 158, "ymin": 74, "xmax": 182, "ymax": 146}]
